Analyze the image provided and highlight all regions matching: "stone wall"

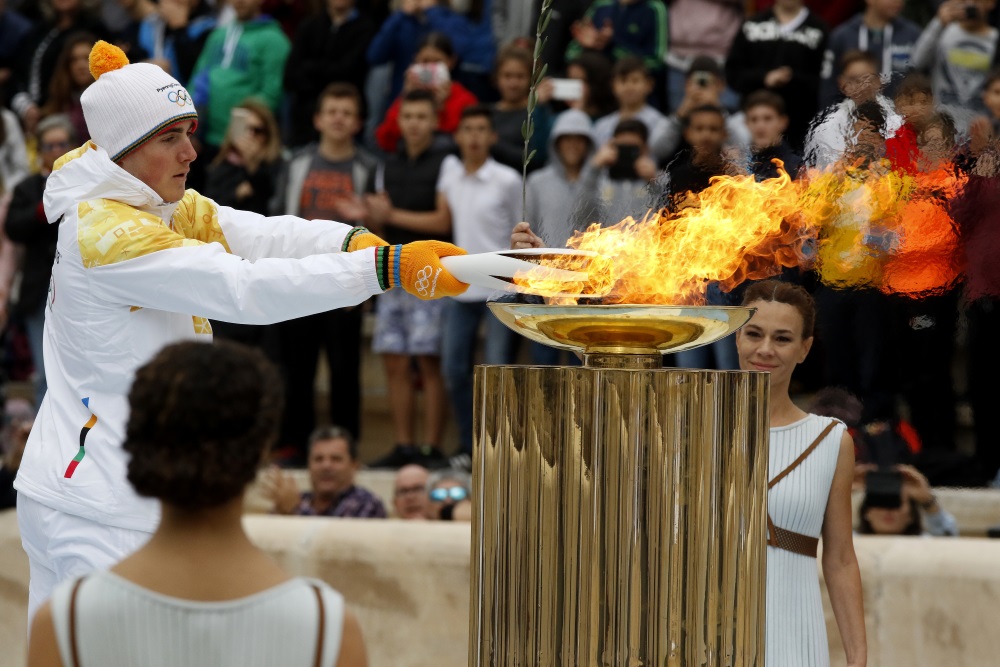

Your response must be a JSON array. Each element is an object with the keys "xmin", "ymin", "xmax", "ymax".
[{"xmin": 4, "ymin": 510, "xmax": 1000, "ymax": 665}]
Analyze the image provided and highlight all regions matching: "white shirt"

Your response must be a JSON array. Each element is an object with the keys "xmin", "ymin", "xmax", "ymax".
[
  {"xmin": 51, "ymin": 573, "xmax": 346, "ymax": 667},
  {"xmin": 437, "ymin": 155, "xmax": 522, "ymax": 302}
]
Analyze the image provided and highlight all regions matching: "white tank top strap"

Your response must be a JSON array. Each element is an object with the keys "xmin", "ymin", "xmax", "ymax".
[{"xmin": 50, "ymin": 573, "xmax": 345, "ymax": 667}]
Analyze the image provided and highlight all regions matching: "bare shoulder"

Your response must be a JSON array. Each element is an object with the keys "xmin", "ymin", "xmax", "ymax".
[
  {"xmin": 28, "ymin": 601, "xmax": 64, "ymax": 667},
  {"xmin": 336, "ymin": 607, "xmax": 368, "ymax": 667}
]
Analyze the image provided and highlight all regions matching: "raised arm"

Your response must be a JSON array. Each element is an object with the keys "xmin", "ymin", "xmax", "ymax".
[{"xmin": 821, "ymin": 430, "xmax": 868, "ymax": 667}]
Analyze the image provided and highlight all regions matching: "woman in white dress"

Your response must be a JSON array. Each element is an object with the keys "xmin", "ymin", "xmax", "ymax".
[
  {"xmin": 736, "ymin": 280, "xmax": 867, "ymax": 667},
  {"xmin": 27, "ymin": 341, "xmax": 368, "ymax": 667}
]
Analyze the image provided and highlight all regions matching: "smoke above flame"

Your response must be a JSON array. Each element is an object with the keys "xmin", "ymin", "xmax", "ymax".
[{"xmin": 516, "ymin": 159, "xmax": 969, "ymax": 304}]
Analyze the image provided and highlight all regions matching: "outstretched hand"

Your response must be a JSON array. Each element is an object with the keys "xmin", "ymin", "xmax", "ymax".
[{"xmin": 394, "ymin": 241, "xmax": 469, "ymax": 299}]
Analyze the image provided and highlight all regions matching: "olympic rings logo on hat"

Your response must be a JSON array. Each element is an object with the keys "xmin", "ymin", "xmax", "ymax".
[{"xmin": 167, "ymin": 90, "xmax": 191, "ymax": 107}]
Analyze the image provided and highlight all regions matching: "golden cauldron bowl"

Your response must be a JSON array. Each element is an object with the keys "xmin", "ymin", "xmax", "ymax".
[{"xmin": 487, "ymin": 302, "xmax": 756, "ymax": 359}]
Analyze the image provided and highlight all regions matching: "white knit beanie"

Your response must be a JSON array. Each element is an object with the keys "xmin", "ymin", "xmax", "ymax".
[{"xmin": 81, "ymin": 41, "xmax": 198, "ymax": 162}]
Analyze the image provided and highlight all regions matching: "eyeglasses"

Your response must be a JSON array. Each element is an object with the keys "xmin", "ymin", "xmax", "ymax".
[
  {"xmin": 42, "ymin": 141, "xmax": 71, "ymax": 152},
  {"xmin": 395, "ymin": 484, "xmax": 426, "ymax": 497},
  {"xmin": 429, "ymin": 486, "xmax": 469, "ymax": 502}
]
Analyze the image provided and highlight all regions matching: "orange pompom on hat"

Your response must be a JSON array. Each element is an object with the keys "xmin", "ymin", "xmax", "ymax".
[{"xmin": 81, "ymin": 40, "xmax": 198, "ymax": 161}]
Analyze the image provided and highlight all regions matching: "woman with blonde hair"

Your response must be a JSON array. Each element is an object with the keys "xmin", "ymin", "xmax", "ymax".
[
  {"xmin": 205, "ymin": 98, "xmax": 283, "ymax": 216},
  {"xmin": 203, "ymin": 99, "xmax": 284, "ymax": 345}
]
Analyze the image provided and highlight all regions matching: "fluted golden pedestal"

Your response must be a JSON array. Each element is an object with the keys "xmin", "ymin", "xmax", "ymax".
[{"xmin": 470, "ymin": 304, "xmax": 769, "ymax": 667}]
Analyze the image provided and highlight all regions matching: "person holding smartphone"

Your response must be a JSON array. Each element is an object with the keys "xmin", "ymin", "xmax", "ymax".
[
  {"xmin": 587, "ymin": 118, "xmax": 659, "ymax": 225},
  {"xmin": 856, "ymin": 463, "xmax": 960, "ymax": 536},
  {"xmin": 912, "ymin": 0, "xmax": 998, "ymax": 118},
  {"xmin": 651, "ymin": 56, "xmax": 750, "ymax": 164},
  {"xmin": 374, "ymin": 32, "xmax": 478, "ymax": 153}
]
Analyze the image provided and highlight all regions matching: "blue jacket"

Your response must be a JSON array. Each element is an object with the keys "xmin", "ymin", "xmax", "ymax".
[
  {"xmin": 367, "ymin": 3, "xmax": 495, "ymax": 100},
  {"xmin": 565, "ymin": 0, "xmax": 668, "ymax": 72}
]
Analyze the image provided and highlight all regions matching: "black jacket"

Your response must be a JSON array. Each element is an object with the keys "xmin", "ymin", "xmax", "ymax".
[
  {"xmin": 726, "ymin": 10, "xmax": 829, "ymax": 151},
  {"xmin": 4, "ymin": 173, "xmax": 58, "ymax": 317},
  {"xmin": 283, "ymin": 10, "xmax": 377, "ymax": 147},
  {"xmin": 204, "ymin": 160, "xmax": 278, "ymax": 217},
  {"xmin": 750, "ymin": 141, "xmax": 803, "ymax": 181}
]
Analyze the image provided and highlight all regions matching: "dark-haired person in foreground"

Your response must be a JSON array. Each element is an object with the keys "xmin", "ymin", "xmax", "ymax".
[{"xmin": 28, "ymin": 341, "xmax": 368, "ymax": 667}]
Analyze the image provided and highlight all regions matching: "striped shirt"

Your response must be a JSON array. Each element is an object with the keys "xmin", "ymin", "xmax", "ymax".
[{"xmin": 294, "ymin": 487, "xmax": 387, "ymax": 518}]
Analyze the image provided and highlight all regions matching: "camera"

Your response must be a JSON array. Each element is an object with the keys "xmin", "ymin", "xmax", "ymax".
[
  {"xmin": 965, "ymin": 4, "xmax": 982, "ymax": 20},
  {"xmin": 608, "ymin": 144, "xmax": 641, "ymax": 181},
  {"xmin": 410, "ymin": 62, "xmax": 449, "ymax": 88},
  {"xmin": 693, "ymin": 72, "xmax": 714, "ymax": 89},
  {"xmin": 865, "ymin": 469, "xmax": 903, "ymax": 509}
]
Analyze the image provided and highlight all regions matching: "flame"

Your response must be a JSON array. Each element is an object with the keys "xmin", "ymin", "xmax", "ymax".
[
  {"xmin": 804, "ymin": 161, "xmax": 966, "ymax": 297},
  {"xmin": 517, "ymin": 164, "xmax": 817, "ymax": 304},
  {"xmin": 516, "ymin": 158, "xmax": 970, "ymax": 304}
]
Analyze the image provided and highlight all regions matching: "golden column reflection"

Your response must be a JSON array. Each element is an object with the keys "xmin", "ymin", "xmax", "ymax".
[{"xmin": 470, "ymin": 304, "xmax": 768, "ymax": 667}]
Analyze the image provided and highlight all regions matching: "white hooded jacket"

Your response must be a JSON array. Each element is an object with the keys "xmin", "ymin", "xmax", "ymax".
[{"xmin": 14, "ymin": 142, "xmax": 385, "ymax": 532}]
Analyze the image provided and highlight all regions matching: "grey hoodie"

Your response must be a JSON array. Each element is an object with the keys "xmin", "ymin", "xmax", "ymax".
[{"xmin": 524, "ymin": 109, "xmax": 601, "ymax": 246}]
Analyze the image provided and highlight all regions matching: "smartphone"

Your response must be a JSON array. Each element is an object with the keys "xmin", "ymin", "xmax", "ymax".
[
  {"xmin": 409, "ymin": 62, "xmax": 450, "ymax": 87},
  {"xmin": 865, "ymin": 470, "xmax": 903, "ymax": 509},
  {"xmin": 229, "ymin": 107, "xmax": 252, "ymax": 138},
  {"xmin": 608, "ymin": 144, "xmax": 641, "ymax": 181},
  {"xmin": 693, "ymin": 72, "xmax": 714, "ymax": 89},
  {"xmin": 550, "ymin": 78, "xmax": 584, "ymax": 102}
]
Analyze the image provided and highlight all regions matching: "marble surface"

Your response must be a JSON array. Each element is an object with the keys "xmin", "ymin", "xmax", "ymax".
[{"xmin": 3, "ymin": 496, "xmax": 1000, "ymax": 665}]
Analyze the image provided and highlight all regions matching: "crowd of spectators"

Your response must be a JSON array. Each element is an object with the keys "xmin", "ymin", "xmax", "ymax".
[{"xmin": 0, "ymin": 0, "xmax": 999, "ymax": 498}]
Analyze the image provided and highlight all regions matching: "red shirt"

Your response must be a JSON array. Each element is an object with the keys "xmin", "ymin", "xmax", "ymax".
[
  {"xmin": 885, "ymin": 121, "xmax": 920, "ymax": 174},
  {"xmin": 375, "ymin": 82, "xmax": 478, "ymax": 153}
]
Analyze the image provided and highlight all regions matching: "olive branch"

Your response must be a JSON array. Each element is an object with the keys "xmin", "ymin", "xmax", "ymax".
[{"xmin": 522, "ymin": 0, "xmax": 554, "ymax": 220}]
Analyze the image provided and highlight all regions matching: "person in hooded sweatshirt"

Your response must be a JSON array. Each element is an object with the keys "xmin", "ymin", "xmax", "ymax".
[
  {"xmin": 524, "ymin": 109, "xmax": 600, "ymax": 250},
  {"xmin": 515, "ymin": 109, "xmax": 599, "ymax": 363},
  {"xmin": 13, "ymin": 40, "xmax": 468, "ymax": 624}
]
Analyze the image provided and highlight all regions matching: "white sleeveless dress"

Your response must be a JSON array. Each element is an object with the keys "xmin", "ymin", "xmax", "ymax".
[
  {"xmin": 49, "ymin": 572, "xmax": 346, "ymax": 667},
  {"xmin": 766, "ymin": 414, "xmax": 845, "ymax": 667}
]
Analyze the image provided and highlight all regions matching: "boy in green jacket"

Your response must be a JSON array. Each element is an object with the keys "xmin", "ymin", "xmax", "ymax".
[{"xmin": 190, "ymin": 0, "xmax": 291, "ymax": 150}]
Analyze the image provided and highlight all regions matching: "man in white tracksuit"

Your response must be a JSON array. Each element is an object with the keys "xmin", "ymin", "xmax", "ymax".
[{"xmin": 14, "ymin": 40, "xmax": 469, "ymax": 621}]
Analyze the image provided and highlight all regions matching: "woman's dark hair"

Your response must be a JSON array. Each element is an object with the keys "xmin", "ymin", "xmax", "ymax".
[
  {"xmin": 568, "ymin": 52, "xmax": 616, "ymax": 118},
  {"xmin": 857, "ymin": 496, "xmax": 922, "ymax": 536},
  {"xmin": 124, "ymin": 341, "xmax": 284, "ymax": 510},
  {"xmin": 416, "ymin": 32, "xmax": 456, "ymax": 61},
  {"xmin": 41, "ymin": 31, "xmax": 96, "ymax": 118},
  {"xmin": 741, "ymin": 279, "xmax": 817, "ymax": 338}
]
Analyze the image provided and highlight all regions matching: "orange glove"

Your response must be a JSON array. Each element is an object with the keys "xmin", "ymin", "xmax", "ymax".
[
  {"xmin": 375, "ymin": 241, "xmax": 469, "ymax": 299},
  {"xmin": 343, "ymin": 226, "xmax": 388, "ymax": 252}
]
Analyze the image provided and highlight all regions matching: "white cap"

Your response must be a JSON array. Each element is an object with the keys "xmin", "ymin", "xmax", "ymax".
[{"xmin": 81, "ymin": 41, "xmax": 198, "ymax": 161}]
